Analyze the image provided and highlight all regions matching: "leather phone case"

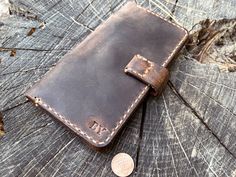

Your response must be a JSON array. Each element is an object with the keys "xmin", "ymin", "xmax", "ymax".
[{"xmin": 26, "ymin": 2, "xmax": 188, "ymax": 148}]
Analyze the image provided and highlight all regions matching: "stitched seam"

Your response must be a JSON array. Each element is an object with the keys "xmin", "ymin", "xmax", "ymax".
[
  {"xmin": 136, "ymin": 54, "xmax": 154, "ymax": 76},
  {"xmin": 127, "ymin": 55, "xmax": 154, "ymax": 79},
  {"xmin": 33, "ymin": 85, "xmax": 148, "ymax": 145},
  {"xmin": 126, "ymin": 55, "xmax": 155, "ymax": 88}
]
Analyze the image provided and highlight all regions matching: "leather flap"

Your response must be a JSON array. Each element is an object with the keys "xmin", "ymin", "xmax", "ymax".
[{"xmin": 125, "ymin": 54, "xmax": 169, "ymax": 96}]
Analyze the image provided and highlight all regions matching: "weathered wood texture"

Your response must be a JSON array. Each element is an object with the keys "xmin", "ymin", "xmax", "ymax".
[{"xmin": 0, "ymin": 0, "xmax": 236, "ymax": 176}]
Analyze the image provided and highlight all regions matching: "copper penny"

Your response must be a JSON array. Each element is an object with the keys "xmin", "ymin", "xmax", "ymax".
[{"xmin": 111, "ymin": 152, "xmax": 134, "ymax": 177}]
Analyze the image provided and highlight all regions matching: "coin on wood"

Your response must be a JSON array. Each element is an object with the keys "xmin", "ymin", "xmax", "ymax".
[{"xmin": 111, "ymin": 152, "xmax": 134, "ymax": 177}]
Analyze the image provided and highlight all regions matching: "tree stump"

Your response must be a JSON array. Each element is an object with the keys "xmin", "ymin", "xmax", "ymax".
[{"xmin": 0, "ymin": 0, "xmax": 236, "ymax": 176}]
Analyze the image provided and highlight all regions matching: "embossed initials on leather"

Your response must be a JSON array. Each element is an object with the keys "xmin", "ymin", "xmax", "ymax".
[
  {"xmin": 25, "ymin": 2, "xmax": 188, "ymax": 148},
  {"xmin": 88, "ymin": 120, "xmax": 109, "ymax": 135}
]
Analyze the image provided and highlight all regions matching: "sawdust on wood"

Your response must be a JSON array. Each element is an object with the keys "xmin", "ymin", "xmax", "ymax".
[{"xmin": 27, "ymin": 27, "xmax": 36, "ymax": 36}]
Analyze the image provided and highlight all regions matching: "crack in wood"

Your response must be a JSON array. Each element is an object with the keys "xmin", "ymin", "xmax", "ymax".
[
  {"xmin": 2, "ymin": 100, "xmax": 29, "ymax": 113},
  {"xmin": 0, "ymin": 112, "xmax": 5, "ymax": 137},
  {"xmin": 162, "ymin": 93, "xmax": 200, "ymax": 176},
  {"xmin": 170, "ymin": 0, "xmax": 178, "ymax": 15},
  {"xmin": 1, "ymin": 83, "xmax": 28, "ymax": 92},
  {"xmin": 1, "ymin": 65, "xmax": 55, "ymax": 77},
  {"xmin": 0, "ymin": 47, "xmax": 69, "ymax": 52},
  {"xmin": 135, "ymin": 101, "xmax": 147, "ymax": 171},
  {"xmin": 174, "ymin": 71, "xmax": 236, "ymax": 118},
  {"xmin": 168, "ymin": 81, "xmax": 236, "ymax": 159},
  {"xmin": 21, "ymin": 122, "xmax": 53, "ymax": 139}
]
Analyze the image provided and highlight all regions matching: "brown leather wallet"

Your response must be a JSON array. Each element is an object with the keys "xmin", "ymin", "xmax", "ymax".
[{"xmin": 25, "ymin": 2, "xmax": 188, "ymax": 148}]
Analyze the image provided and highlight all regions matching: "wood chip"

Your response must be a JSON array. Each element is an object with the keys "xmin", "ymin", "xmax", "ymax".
[
  {"xmin": 111, "ymin": 153, "xmax": 134, "ymax": 177},
  {"xmin": 27, "ymin": 27, "xmax": 36, "ymax": 36},
  {"xmin": 10, "ymin": 49, "xmax": 16, "ymax": 57},
  {"xmin": 39, "ymin": 22, "xmax": 46, "ymax": 29},
  {"xmin": 0, "ymin": 112, "xmax": 5, "ymax": 137}
]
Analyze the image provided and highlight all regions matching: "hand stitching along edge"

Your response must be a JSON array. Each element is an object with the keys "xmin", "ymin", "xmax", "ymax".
[{"xmin": 126, "ymin": 54, "xmax": 154, "ymax": 79}]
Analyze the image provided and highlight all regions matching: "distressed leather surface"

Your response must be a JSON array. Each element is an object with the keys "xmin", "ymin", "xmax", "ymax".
[{"xmin": 26, "ymin": 2, "xmax": 188, "ymax": 148}]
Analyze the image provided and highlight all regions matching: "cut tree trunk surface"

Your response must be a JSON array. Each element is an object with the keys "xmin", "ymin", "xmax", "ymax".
[{"xmin": 0, "ymin": 0, "xmax": 236, "ymax": 176}]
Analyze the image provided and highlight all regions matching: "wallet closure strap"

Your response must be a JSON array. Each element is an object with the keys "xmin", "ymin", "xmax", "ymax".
[{"xmin": 124, "ymin": 54, "xmax": 169, "ymax": 96}]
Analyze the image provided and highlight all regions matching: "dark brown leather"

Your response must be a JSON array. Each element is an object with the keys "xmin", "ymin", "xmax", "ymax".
[
  {"xmin": 25, "ymin": 2, "xmax": 188, "ymax": 148},
  {"xmin": 125, "ymin": 54, "xmax": 169, "ymax": 96}
]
